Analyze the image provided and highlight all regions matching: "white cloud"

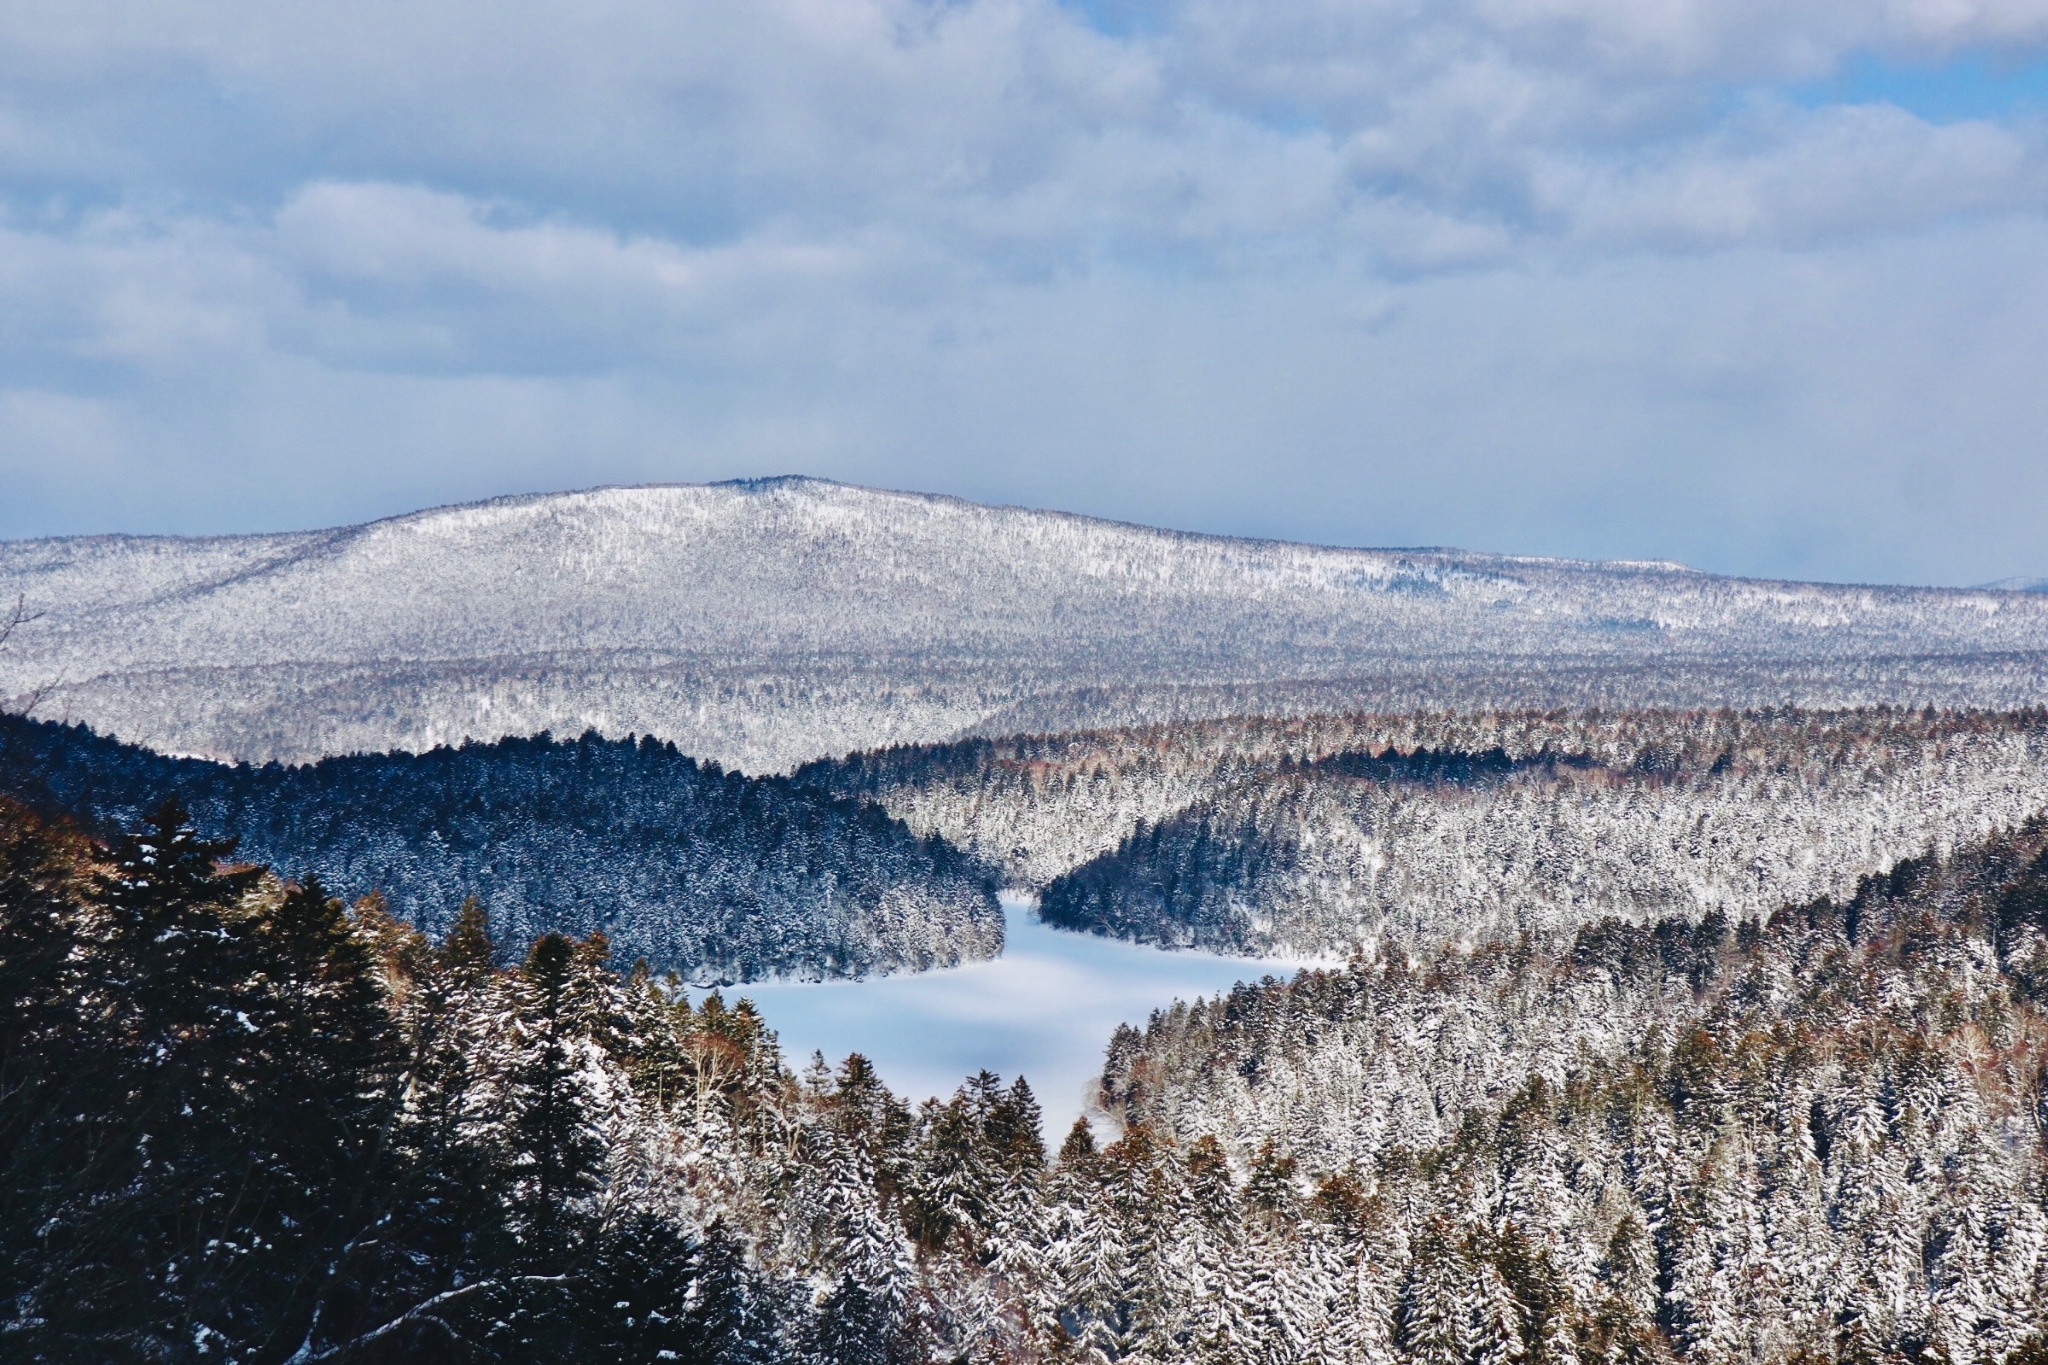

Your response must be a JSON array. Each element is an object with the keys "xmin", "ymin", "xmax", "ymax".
[{"xmin": 1, "ymin": 0, "xmax": 2047, "ymax": 583}]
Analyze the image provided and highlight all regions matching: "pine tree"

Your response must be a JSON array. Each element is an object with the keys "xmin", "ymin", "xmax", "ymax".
[
  {"xmin": 1327, "ymin": 1256, "xmax": 1402, "ymax": 1365},
  {"xmin": 355, "ymin": 893, "xmax": 514, "ymax": 1336},
  {"xmin": 225, "ymin": 875, "xmax": 404, "ymax": 1358},
  {"xmin": 810, "ymin": 1125, "xmax": 918, "ymax": 1350},
  {"xmin": 986, "ymin": 1075, "xmax": 1048, "ymax": 1181},
  {"xmin": 681, "ymin": 1220, "xmax": 780, "ymax": 1365},
  {"xmin": 1403, "ymin": 1224, "xmax": 1475, "ymax": 1365},
  {"xmin": 1599, "ymin": 1214, "xmax": 1658, "ymax": 1332},
  {"xmin": 1246, "ymin": 1139, "xmax": 1300, "ymax": 1225},
  {"xmin": 1060, "ymin": 1116, "xmax": 1099, "ymax": 1166},
  {"xmin": 1061, "ymin": 1178, "xmax": 1136, "ymax": 1365},
  {"xmin": 0, "ymin": 799, "xmax": 104, "ymax": 1357},
  {"xmin": 585, "ymin": 1210, "xmax": 692, "ymax": 1358},
  {"xmin": 61, "ymin": 797, "xmax": 266, "ymax": 1354},
  {"xmin": 1185, "ymin": 1135, "xmax": 1240, "ymax": 1231},
  {"xmin": 813, "ymin": 1270, "xmax": 891, "ymax": 1365},
  {"xmin": 906, "ymin": 1091, "xmax": 998, "ymax": 1256},
  {"xmin": 504, "ymin": 933, "xmax": 608, "ymax": 1266},
  {"xmin": 441, "ymin": 894, "xmax": 497, "ymax": 980},
  {"xmin": 1473, "ymin": 1260, "xmax": 1529, "ymax": 1365},
  {"xmin": 582, "ymin": 1212, "xmax": 777, "ymax": 1365}
]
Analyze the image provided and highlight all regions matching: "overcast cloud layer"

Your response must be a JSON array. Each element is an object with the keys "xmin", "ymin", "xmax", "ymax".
[{"xmin": 3, "ymin": 0, "xmax": 2047, "ymax": 584}]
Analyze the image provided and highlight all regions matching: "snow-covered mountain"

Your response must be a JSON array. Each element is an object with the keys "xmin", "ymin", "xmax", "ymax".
[{"xmin": 5, "ymin": 476, "xmax": 2048, "ymax": 769}]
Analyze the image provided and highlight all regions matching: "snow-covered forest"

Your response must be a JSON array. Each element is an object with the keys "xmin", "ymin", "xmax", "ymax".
[
  {"xmin": 1096, "ymin": 815, "xmax": 2048, "ymax": 1365},
  {"xmin": 8, "ymin": 785, "xmax": 2048, "ymax": 1363},
  {"xmin": 0, "ymin": 715, "xmax": 999, "ymax": 982},
  {"xmin": 807, "ymin": 709, "xmax": 2048, "ymax": 957},
  {"xmin": 7, "ymin": 480, "xmax": 2048, "ymax": 770},
  {"xmin": 12, "ymin": 513, "xmax": 2048, "ymax": 1361}
]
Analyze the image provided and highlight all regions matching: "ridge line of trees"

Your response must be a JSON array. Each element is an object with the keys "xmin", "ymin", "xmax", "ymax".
[{"xmin": 0, "ymin": 713, "xmax": 1002, "ymax": 982}]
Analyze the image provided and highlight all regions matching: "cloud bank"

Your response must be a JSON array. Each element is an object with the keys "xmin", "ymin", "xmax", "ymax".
[{"xmin": 3, "ymin": 0, "xmax": 2047, "ymax": 583}]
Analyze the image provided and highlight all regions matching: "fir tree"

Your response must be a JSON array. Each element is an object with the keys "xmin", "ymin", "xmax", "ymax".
[
  {"xmin": 60, "ymin": 797, "xmax": 266, "ymax": 1354},
  {"xmin": 1403, "ymin": 1224, "xmax": 1475, "ymax": 1365},
  {"xmin": 906, "ymin": 1091, "xmax": 997, "ymax": 1256},
  {"xmin": 506, "ymin": 931, "xmax": 608, "ymax": 1268},
  {"xmin": 1060, "ymin": 1116, "xmax": 1099, "ymax": 1166}
]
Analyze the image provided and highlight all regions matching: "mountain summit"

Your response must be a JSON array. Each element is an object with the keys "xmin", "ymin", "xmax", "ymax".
[{"xmin": 5, "ymin": 477, "xmax": 2047, "ymax": 769}]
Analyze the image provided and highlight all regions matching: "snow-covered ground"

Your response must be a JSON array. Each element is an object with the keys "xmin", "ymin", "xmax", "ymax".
[{"xmin": 726, "ymin": 895, "xmax": 1313, "ymax": 1137}]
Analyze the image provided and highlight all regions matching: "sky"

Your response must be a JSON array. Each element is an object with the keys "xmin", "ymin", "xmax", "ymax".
[{"xmin": 2, "ymin": 0, "xmax": 2047, "ymax": 586}]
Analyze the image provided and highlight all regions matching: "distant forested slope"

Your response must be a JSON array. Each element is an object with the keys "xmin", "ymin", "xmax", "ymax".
[
  {"xmin": 1040, "ymin": 709, "xmax": 2048, "ymax": 955},
  {"xmin": 7, "ymin": 478, "xmax": 2048, "ymax": 771},
  {"xmin": 0, "ymin": 715, "xmax": 998, "ymax": 981},
  {"xmin": 807, "ymin": 709, "xmax": 2048, "ymax": 956},
  {"xmin": 805, "ymin": 718, "xmax": 1590, "ymax": 885}
]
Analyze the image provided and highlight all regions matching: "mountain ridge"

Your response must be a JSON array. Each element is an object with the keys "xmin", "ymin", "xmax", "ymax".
[
  {"xmin": 0, "ymin": 475, "xmax": 1920, "ymax": 594},
  {"xmin": 6, "ymin": 477, "xmax": 2048, "ymax": 770}
]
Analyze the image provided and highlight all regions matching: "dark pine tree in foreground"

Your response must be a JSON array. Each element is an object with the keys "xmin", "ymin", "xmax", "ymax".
[{"xmin": 10, "ymin": 787, "xmax": 2048, "ymax": 1363}]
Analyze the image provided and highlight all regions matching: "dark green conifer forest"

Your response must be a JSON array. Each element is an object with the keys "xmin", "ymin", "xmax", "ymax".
[{"xmin": 0, "ymin": 714, "xmax": 999, "ymax": 983}]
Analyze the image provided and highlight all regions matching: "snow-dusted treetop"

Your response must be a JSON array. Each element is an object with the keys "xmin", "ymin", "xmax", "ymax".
[{"xmin": 5, "ymin": 477, "xmax": 2048, "ymax": 769}]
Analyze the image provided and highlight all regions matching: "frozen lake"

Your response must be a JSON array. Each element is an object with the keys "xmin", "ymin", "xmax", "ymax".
[{"xmin": 723, "ymin": 895, "xmax": 1311, "ymax": 1137}]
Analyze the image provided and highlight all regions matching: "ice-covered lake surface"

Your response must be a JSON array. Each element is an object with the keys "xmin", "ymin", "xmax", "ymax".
[{"xmin": 720, "ymin": 896, "xmax": 1314, "ymax": 1138}]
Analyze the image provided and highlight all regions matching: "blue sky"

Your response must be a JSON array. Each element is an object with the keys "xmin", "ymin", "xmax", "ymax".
[
  {"xmin": 1798, "ymin": 52, "xmax": 2048, "ymax": 120},
  {"xmin": 2, "ymin": 0, "xmax": 2047, "ymax": 586}
]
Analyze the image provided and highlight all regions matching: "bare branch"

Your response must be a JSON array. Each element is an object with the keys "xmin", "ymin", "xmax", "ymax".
[
  {"xmin": 282, "ymin": 1275, "xmax": 571, "ymax": 1364},
  {"xmin": 11, "ymin": 677, "xmax": 59, "ymax": 719},
  {"xmin": 0, "ymin": 593, "xmax": 37, "ymax": 651},
  {"xmin": 0, "ymin": 593, "xmax": 56, "ymax": 718}
]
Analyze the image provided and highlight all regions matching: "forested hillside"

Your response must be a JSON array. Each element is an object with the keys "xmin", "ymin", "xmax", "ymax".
[
  {"xmin": 0, "ymin": 714, "xmax": 998, "ymax": 982},
  {"xmin": 1040, "ymin": 709, "xmax": 2048, "ymax": 955},
  {"xmin": 8, "ymin": 789, "xmax": 2048, "ymax": 1363},
  {"xmin": 808, "ymin": 708, "xmax": 2048, "ymax": 957},
  {"xmin": 7, "ymin": 479, "xmax": 2048, "ymax": 770},
  {"xmin": 0, "ymin": 794, "xmax": 1037, "ymax": 1362},
  {"xmin": 1095, "ymin": 815, "xmax": 2048, "ymax": 1365}
]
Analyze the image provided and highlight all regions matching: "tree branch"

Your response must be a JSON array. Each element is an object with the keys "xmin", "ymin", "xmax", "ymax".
[
  {"xmin": 283, "ymin": 1275, "xmax": 572, "ymax": 1364},
  {"xmin": 0, "ymin": 593, "xmax": 35, "ymax": 651},
  {"xmin": 0, "ymin": 594, "xmax": 58, "ymax": 717}
]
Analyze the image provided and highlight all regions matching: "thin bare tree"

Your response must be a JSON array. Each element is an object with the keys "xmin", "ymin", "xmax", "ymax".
[
  {"xmin": 0, "ymin": 593, "xmax": 33, "ymax": 650},
  {"xmin": 0, "ymin": 593, "xmax": 58, "ymax": 717}
]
